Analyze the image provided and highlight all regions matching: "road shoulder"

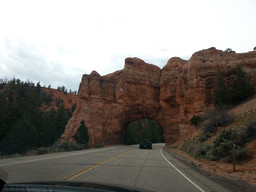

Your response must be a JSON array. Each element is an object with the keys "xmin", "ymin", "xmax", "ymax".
[{"xmin": 163, "ymin": 147, "xmax": 256, "ymax": 192}]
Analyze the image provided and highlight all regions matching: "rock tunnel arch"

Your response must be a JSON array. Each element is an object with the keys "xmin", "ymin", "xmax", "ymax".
[
  {"xmin": 61, "ymin": 57, "xmax": 181, "ymax": 146},
  {"xmin": 124, "ymin": 118, "xmax": 165, "ymax": 145},
  {"xmin": 85, "ymin": 102, "xmax": 168, "ymax": 146},
  {"xmin": 119, "ymin": 106, "xmax": 166, "ymax": 145}
]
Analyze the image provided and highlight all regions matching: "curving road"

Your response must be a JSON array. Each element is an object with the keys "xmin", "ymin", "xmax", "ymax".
[{"xmin": 0, "ymin": 144, "xmax": 232, "ymax": 192}]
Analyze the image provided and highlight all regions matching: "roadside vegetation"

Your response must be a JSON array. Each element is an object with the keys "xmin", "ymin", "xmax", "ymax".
[
  {"xmin": 183, "ymin": 65, "xmax": 255, "ymax": 164},
  {"xmin": 34, "ymin": 120, "xmax": 90, "ymax": 156},
  {"xmin": 0, "ymin": 78, "xmax": 77, "ymax": 156},
  {"xmin": 184, "ymin": 117, "xmax": 256, "ymax": 162}
]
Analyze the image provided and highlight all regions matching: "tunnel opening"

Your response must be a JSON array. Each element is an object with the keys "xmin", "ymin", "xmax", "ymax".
[{"xmin": 124, "ymin": 118, "xmax": 165, "ymax": 145}]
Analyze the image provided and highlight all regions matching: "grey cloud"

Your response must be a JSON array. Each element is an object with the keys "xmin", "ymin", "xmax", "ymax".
[{"xmin": 0, "ymin": 38, "xmax": 80, "ymax": 91}]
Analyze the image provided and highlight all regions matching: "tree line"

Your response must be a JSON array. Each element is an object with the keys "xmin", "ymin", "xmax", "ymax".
[
  {"xmin": 214, "ymin": 65, "xmax": 254, "ymax": 109},
  {"xmin": 0, "ymin": 78, "xmax": 76, "ymax": 155},
  {"xmin": 57, "ymin": 85, "xmax": 77, "ymax": 95}
]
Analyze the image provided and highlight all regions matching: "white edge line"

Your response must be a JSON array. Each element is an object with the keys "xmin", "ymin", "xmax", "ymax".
[
  {"xmin": 0, "ymin": 146, "xmax": 121, "ymax": 167},
  {"xmin": 160, "ymin": 148, "xmax": 205, "ymax": 192}
]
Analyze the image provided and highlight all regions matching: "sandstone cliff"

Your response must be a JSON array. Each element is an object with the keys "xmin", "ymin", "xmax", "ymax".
[{"xmin": 61, "ymin": 48, "xmax": 256, "ymax": 146}]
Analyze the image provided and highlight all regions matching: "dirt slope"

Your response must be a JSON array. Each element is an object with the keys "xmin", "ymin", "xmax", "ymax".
[{"xmin": 230, "ymin": 96, "xmax": 256, "ymax": 116}]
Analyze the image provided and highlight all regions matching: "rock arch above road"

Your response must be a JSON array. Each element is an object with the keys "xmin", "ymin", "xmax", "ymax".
[{"xmin": 61, "ymin": 48, "xmax": 256, "ymax": 146}]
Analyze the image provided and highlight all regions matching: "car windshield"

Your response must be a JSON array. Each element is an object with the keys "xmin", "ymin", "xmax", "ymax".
[{"xmin": 1, "ymin": 1, "xmax": 256, "ymax": 192}]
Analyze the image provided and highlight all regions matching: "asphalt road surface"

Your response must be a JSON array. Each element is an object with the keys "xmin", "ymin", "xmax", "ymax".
[{"xmin": 0, "ymin": 144, "xmax": 233, "ymax": 192}]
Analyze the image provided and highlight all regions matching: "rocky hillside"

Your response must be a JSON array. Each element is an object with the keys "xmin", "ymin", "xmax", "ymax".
[
  {"xmin": 41, "ymin": 87, "xmax": 77, "ymax": 110},
  {"xmin": 169, "ymin": 96, "xmax": 256, "ymax": 187},
  {"xmin": 61, "ymin": 47, "xmax": 256, "ymax": 146}
]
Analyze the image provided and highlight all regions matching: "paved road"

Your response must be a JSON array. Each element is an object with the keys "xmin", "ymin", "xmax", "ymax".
[{"xmin": 0, "ymin": 144, "xmax": 231, "ymax": 192}]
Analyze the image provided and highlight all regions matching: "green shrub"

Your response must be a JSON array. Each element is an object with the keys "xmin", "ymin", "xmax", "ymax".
[
  {"xmin": 234, "ymin": 121, "xmax": 256, "ymax": 145},
  {"xmin": 202, "ymin": 121, "xmax": 217, "ymax": 134},
  {"xmin": 183, "ymin": 141, "xmax": 196, "ymax": 154},
  {"xmin": 199, "ymin": 133, "xmax": 211, "ymax": 143},
  {"xmin": 235, "ymin": 147, "xmax": 252, "ymax": 161},
  {"xmin": 194, "ymin": 143, "xmax": 212, "ymax": 158},
  {"xmin": 223, "ymin": 146, "xmax": 252, "ymax": 162},
  {"xmin": 201, "ymin": 110, "xmax": 234, "ymax": 134},
  {"xmin": 37, "ymin": 147, "xmax": 48, "ymax": 155},
  {"xmin": 190, "ymin": 115, "xmax": 202, "ymax": 128},
  {"xmin": 212, "ymin": 129, "xmax": 235, "ymax": 159},
  {"xmin": 212, "ymin": 139, "xmax": 233, "ymax": 159},
  {"xmin": 211, "ymin": 128, "xmax": 251, "ymax": 161},
  {"xmin": 51, "ymin": 142, "xmax": 83, "ymax": 151},
  {"xmin": 244, "ymin": 120, "xmax": 256, "ymax": 141}
]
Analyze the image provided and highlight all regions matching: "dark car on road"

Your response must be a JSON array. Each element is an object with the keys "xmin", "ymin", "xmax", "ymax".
[{"xmin": 139, "ymin": 139, "xmax": 152, "ymax": 149}]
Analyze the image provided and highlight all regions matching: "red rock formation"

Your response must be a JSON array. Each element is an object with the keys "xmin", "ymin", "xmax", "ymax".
[{"xmin": 61, "ymin": 48, "xmax": 256, "ymax": 146}]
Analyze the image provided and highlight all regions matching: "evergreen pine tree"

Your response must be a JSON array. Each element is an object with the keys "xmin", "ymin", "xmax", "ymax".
[
  {"xmin": 0, "ymin": 78, "xmax": 74, "ymax": 154},
  {"xmin": 74, "ymin": 120, "xmax": 89, "ymax": 145},
  {"xmin": 213, "ymin": 71, "xmax": 231, "ymax": 109},
  {"xmin": 231, "ymin": 65, "xmax": 254, "ymax": 104}
]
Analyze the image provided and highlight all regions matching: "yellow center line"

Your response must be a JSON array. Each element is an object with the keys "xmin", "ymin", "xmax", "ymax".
[
  {"xmin": 62, "ymin": 149, "xmax": 135, "ymax": 181},
  {"xmin": 62, "ymin": 160, "xmax": 106, "ymax": 180}
]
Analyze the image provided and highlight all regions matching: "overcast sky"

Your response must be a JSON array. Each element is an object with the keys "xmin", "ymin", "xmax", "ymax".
[{"xmin": 0, "ymin": 0, "xmax": 256, "ymax": 91}]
